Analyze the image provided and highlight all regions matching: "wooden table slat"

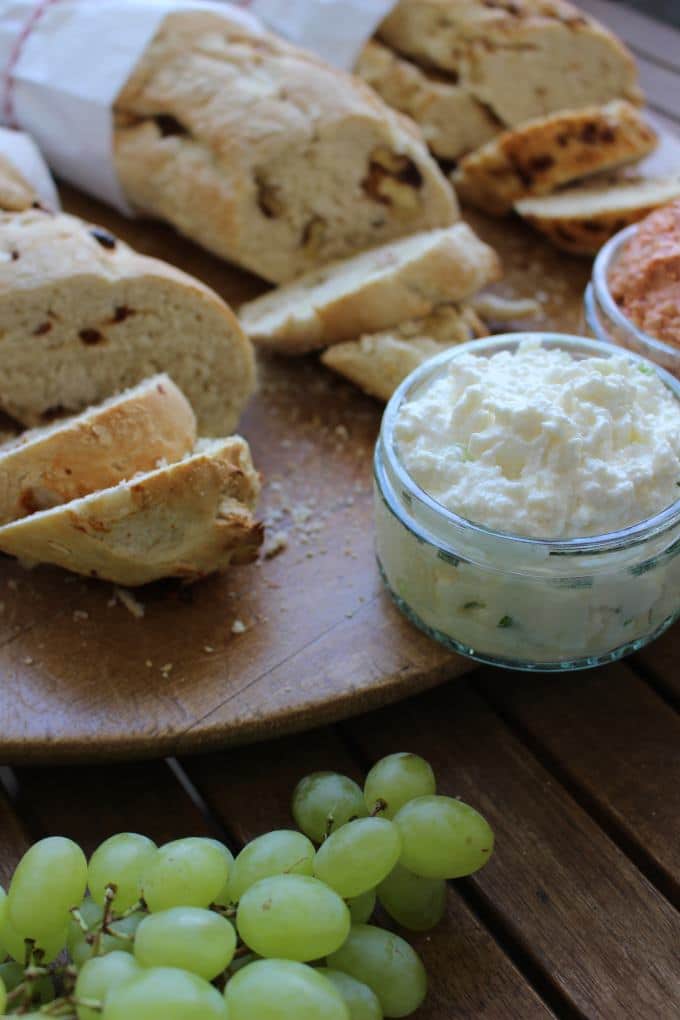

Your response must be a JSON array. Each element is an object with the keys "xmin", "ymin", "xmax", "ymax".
[
  {"xmin": 345, "ymin": 681, "xmax": 680, "ymax": 1019},
  {"xmin": 182, "ymin": 730, "xmax": 556, "ymax": 1020},
  {"xmin": 633, "ymin": 628, "xmax": 680, "ymax": 705},
  {"xmin": 476, "ymin": 663, "xmax": 680, "ymax": 906}
]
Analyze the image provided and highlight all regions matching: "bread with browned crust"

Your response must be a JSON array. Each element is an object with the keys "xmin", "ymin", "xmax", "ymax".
[
  {"xmin": 0, "ymin": 375, "xmax": 196, "ymax": 526},
  {"xmin": 453, "ymin": 101, "xmax": 657, "ymax": 214},
  {"xmin": 378, "ymin": 0, "xmax": 641, "ymax": 128},
  {"xmin": 114, "ymin": 9, "xmax": 456, "ymax": 284},
  {"xmin": 0, "ymin": 437, "xmax": 263, "ymax": 586},
  {"xmin": 0, "ymin": 208, "xmax": 255, "ymax": 434},
  {"xmin": 239, "ymin": 224, "xmax": 500, "ymax": 354}
]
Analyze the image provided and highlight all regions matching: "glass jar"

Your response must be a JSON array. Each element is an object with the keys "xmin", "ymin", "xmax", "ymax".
[
  {"xmin": 584, "ymin": 224, "xmax": 680, "ymax": 377},
  {"xmin": 374, "ymin": 333, "xmax": 680, "ymax": 671}
]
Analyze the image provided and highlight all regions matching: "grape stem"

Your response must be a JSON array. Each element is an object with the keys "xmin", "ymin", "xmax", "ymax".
[{"xmin": 370, "ymin": 799, "xmax": 388, "ymax": 817}]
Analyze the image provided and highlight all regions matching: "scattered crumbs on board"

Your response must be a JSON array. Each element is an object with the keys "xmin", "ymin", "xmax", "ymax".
[
  {"xmin": 231, "ymin": 619, "xmax": 246, "ymax": 635},
  {"xmin": 113, "ymin": 587, "xmax": 145, "ymax": 619}
]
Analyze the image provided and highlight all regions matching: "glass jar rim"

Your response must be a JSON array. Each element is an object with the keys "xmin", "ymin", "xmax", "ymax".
[
  {"xmin": 380, "ymin": 331, "xmax": 680, "ymax": 555},
  {"xmin": 592, "ymin": 224, "xmax": 680, "ymax": 364}
]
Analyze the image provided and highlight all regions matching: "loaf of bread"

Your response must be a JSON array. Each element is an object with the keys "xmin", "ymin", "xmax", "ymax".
[
  {"xmin": 0, "ymin": 436, "xmax": 263, "ymax": 586},
  {"xmin": 239, "ymin": 224, "xmax": 500, "ymax": 354},
  {"xmin": 355, "ymin": 40, "xmax": 499, "ymax": 160},
  {"xmin": 113, "ymin": 8, "xmax": 457, "ymax": 284},
  {"xmin": 378, "ymin": 0, "xmax": 641, "ymax": 129},
  {"xmin": 321, "ymin": 303, "xmax": 487, "ymax": 401},
  {"xmin": 0, "ymin": 208, "xmax": 255, "ymax": 434},
  {"xmin": 515, "ymin": 175, "xmax": 680, "ymax": 254},
  {"xmin": 453, "ymin": 102, "xmax": 657, "ymax": 215},
  {"xmin": 0, "ymin": 375, "xmax": 196, "ymax": 526}
]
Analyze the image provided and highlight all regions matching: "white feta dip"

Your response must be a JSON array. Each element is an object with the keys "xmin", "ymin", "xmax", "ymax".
[{"xmin": 394, "ymin": 338, "xmax": 680, "ymax": 538}]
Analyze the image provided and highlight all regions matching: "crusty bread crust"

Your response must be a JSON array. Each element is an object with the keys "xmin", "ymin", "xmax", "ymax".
[
  {"xmin": 321, "ymin": 303, "xmax": 487, "ymax": 401},
  {"xmin": 0, "ymin": 209, "xmax": 255, "ymax": 434},
  {"xmin": 0, "ymin": 375, "xmax": 196, "ymax": 526},
  {"xmin": 378, "ymin": 0, "xmax": 641, "ymax": 127},
  {"xmin": 239, "ymin": 225, "xmax": 500, "ymax": 354},
  {"xmin": 0, "ymin": 437, "xmax": 263, "ymax": 586},
  {"xmin": 515, "ymin": 175, "xmax": 680, "ymax": 254},
  {"xmin": 355, "ymin": 40, "xmax": 499, "ymax": 160},
  {"xmin": 453, "ymin": 101, "xmax": 657, "ymax": 215},
  {"xmin": 114, "ymin": 9, "xmax": 457, "ymax": 284}
]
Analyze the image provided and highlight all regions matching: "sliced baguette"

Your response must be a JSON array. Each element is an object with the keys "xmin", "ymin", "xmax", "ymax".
[
  {"xmin": 0, "ymin": 437, "xmax": 263, "ymax": 586},
  {"xmin": 321, "ymin": 303, "xmax": 487, "ymax": 401},
  {"xmin": 515, "ymin": 175, "xmax": 680, "ymax": 255},
  {"xmin": 0, "ymin": 209, "xmax": 255, "ymax": 434},
  {"xmin": 0, "ymin": 375, "xmax": 196, "ymax": 526},
  {"xmin": 354, "ymin": 40, "xmax": 499, "ymax": 160},
  {"xmin": 239, "ymin": 225, "xmax": 500, "ymax": 354},
  {"xmin": 453, "ymin": 101, "xmax": 657, "ymax": 215}
]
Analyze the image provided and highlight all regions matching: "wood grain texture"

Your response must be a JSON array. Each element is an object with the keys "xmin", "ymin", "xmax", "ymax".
[
  {"xmin": 182, "ymin": 730, "xmax": 555, "ymax": 1019},
  {"xmin": 346, "ymin": 681, "xmax": 680, "ymax": 1018},
  {"xmin": 477, "ymin": 663, "xmax": 680, "ymax": 906}
]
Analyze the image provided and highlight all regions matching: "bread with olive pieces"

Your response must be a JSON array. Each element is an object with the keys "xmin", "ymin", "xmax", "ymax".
[
  {"xmin": 321, "ymin": 303, "xmax": 488, "ymax": 401},
  {"xmin": 114, "ymin": 8, "xmax": 456, "ymax": 284},
  {"xmin": 0, "ymin": 375, "xmax": 196, "ymax": 526},
  {"xmin": 377, "ymin": 0, "xmax": 641, "ymax": 128},
  {"xmin": 0, "ymin": 437, "xmax": 263, "ymax": 586},
  {"xmin": 239, "ymin": 225, "xmax": 500, "ymax": 354},
  {"xmin": 354, "ymin": 40, "xmax": 499, "ymax": 160},
  {"xmin": 0, "ymin": 208, "xmax": 255, "ymax": 434},
  {"xmin": 453, "ymin": 101, "xmax": 657, "ymax": 215},
  {"xmin": 515, "ymin": 174, "xmax": 680, "ymax": 255}
]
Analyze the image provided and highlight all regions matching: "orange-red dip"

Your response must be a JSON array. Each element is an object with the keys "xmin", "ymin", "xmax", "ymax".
[{"xmin": 609, "ymin": 198, "xmax": 680, "ymax": 348}]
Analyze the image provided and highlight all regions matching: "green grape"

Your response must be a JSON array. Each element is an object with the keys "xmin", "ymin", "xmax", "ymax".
[
  {"xmin": 88, "ymin": 833, "xmax": 157, "ymax": 912},
  {"xmin": 102, "ymin": 966, "xmax": 228, "ymax": 1019},
  {"xmin": 393, "ymin": 796, "xmax": 494, "ymax": 879},
  {"xmin": 206, "ymin": 842, "xmax": 235, "ymax": 908},
  {"xmin": 237, "ymin": 875, "xmax": 350, "ymax": 961},
  {"xmin": 228, "ymin": 830, "xmax": 315, "ymax": 902},
  {"xmin": 378, "ymin": 863, "xmax": 446, "ymax": 931},
  {"xmin": 364, "ymin": 754, "xmax": 436, "ymax": 819},
  {"xmin": 140, "ymin": 838, "xmax": 229, "ymax": 912},
  {"xmin": 134, "ymin": 906, "xmax": 236, "ymax": 979},
  {"xmin": 67, "ymin": 899, "xmax": 143, "ymax": 967},
  {"xmin": 0, "ymin": 974, "xmax": 6, "ymax": 1015},
  {"xmin": 75, "ymin": 950, "xmax": 141, "ymax": 1020},
  {"xmin": 347, "ymin": 889, "xmax": 376, "ymax": 925},
  {"xmin": 292, "ymin": 773, "xmax": 367, "ymax": 843},
  {"xmin": 225, "ymin": 959, "xmax": 349, "ymax": 1020},
  {"xmin": 314, "ymin": 818, "xmax": 401, "ymax": 898},
  {"xmin": 8, "ymin": 837, "xmax": 87, "ymax": 941},
  {"xmin": 327, "ymin": 924, "xmax": 427, "ymax": 1018},
  {"xmin": 0, "ymin": 885, "xmax": 6, "ymax": 932},
  {"xmin": 318, "ymin": 969, "xmax": 383, "ymax": 1020},
  {"xmin": 1, "ymin": 912, "xmax": 67, "ymax": 964}
]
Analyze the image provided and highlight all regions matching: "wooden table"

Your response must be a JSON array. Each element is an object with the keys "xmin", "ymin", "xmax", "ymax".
[{"xmin": 1, "ymin": 2, "xmax": 678, "ymax": 1016}]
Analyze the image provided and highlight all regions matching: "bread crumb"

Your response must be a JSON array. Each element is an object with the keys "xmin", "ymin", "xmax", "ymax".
[
  {"xmin": 73, "ymin": 610, "xmax": 89, "ymax": 622},
  {"xmin": 160, "ymin": 662, "xmax": 173, "ymax": 674},
  {"xmin": 7, "ymin": 579, "xmax": 17, "ymax": 591},
  {"xmin": 335, "ymin": 424, "xmax": 349, "ymax": 441},
  {"xmin": 114, "ymin": 587, "xmax": 145, "ymax": 619},
  {"xmin": 23, "ymin": 656, "xmax": 33, "ymax": 665},
  {"xmin": 145, "ymin": 660, "xmax": 153, "ymax": 667},
  {"xmin": 204, "ymin": 645, "xmax": 215, "ymax": 653},
  {"xmin": 231, "ymin": 619, "xmax": 246, "ymax": 635},
  {"xmin": 263, "ymin": 530, "xmax": 288, "ymax": 560}
]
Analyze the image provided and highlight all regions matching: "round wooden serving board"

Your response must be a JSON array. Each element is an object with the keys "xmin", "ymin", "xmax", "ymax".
[{"xmin": 0, "ymin": 178, "xmax": 643, "ymax": 763}]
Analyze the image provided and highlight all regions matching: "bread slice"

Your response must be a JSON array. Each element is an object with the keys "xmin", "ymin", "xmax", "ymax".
[
  {"xmin": 0, "ymin": 437, "xmax": 263, "ymax": 586},
  {"xmin": 0, "ymin": 154, "xmax": 36, "ymax": 212},
  {"xmin": 354, "ymin": 40, "xmax": 499, "ymax": 160},
  {"xmin": 321, "ymin": 303, "xmax": 487, "ymax": 401},
  {"xmin": 0, "ymin": 375, "xmax": 196, "ymax": 526},
  {"xmin": 378, "ymin": 0, "xmax": 641, "ymax": 127},
  {"xmin": 453, "ymin": 101, "xmax": 657, "ymax": 215},
  {"xmin": 239, "ymin": 225, "xmax": 500, "ymax": 354},
  {"xmin": 114, "ymin": 9, "xmax": 457, "ymax": 284},
  {"xmin": 0, "ymin": 208, "xmax": 255, "ymax": 434},
  {"xmin": 515, "ymin": 175, "xmax": 680, "ymax": 255}
]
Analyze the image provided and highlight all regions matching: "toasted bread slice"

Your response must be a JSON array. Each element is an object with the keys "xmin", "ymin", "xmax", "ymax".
[
  {"xmin": 321, "ymin": 303, "xmax": 487, "ymax": 401},
  {"xmin": 515, "ymin": 174, "xmax": 680, "ymax": 254},
  {"xmin": 0, "ymin": 437, "xmax": 263, "ymax": 586},
  {"xmin": 239, "ymin": 225, "xmax": 500, "ymax": 354},
  {"xmin": 0, "ymin": 375, "xmax": 196, "ymax": 526},
  {"xmin": 453, "ymin": 101, "xmax": 656, "ymax": 215}
]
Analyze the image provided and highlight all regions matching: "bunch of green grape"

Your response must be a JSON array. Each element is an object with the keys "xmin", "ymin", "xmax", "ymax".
[{"xmin": 0, "ymin": 752, "xmax": 494, "ymax": 1019}]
